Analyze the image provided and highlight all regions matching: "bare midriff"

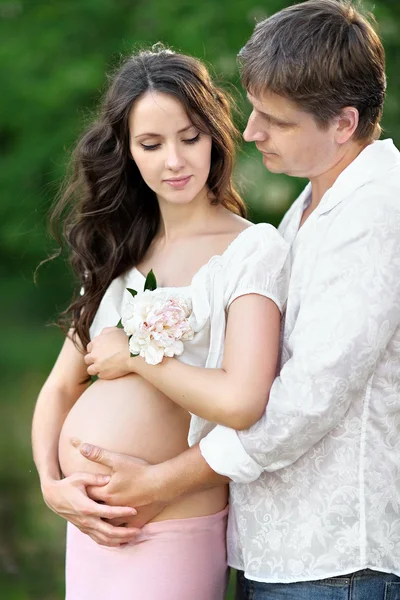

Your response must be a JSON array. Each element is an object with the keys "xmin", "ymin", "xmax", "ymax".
[{"xmin": 58, "ymin": 375, "xmax": 228, "ymax": 527}]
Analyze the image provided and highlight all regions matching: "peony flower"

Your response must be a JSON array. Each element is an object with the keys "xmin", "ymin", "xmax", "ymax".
[{"xmin": 121, "ymin": 289, "xmax": 194, "ymax": 365}]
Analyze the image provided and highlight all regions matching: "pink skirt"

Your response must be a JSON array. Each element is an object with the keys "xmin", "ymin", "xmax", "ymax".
[{"xmin": 65, "ymin": 506, "xmax": 229, "ymax": 600}]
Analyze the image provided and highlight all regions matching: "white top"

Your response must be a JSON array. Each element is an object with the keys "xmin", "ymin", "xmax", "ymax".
[
  {"xmin": 89, "ymin": 223, "xmax": 290, "ymax": 445},
  {"xmin": 200, "ymin": 139, "xmax": 400, "ymax": 583}
]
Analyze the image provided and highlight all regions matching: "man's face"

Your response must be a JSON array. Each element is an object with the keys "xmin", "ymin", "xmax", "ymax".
[{"xmin": 244, "ymin": 90, "xmax": 341, "ymax": 179}]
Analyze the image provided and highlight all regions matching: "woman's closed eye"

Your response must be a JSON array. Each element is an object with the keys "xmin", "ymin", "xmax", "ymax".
[
  {"xmin": 140, "ymin": 142, "xmax": 160, "ymax": 151},
  {"xmin": 183, "ymin": 132, "xmax": 201, "ymax": 145},
  {"xmin": 140, "ymin": 133, "xmax": 201, "ymax": 151}
]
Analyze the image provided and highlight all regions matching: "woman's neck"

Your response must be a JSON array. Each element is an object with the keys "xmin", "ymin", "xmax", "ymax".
[{"xmin": 156, "ymin": 188, "xmax": 220, "ymax": 243}]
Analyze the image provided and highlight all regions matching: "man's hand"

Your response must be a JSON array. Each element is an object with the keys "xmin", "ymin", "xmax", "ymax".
[
  {"xmin": 78, "ymin": 441, "xmax": 229, "ymax": 511},
  {"xmin": 41, "ymin": 473, "xmax": 140, "ymax": 547},
  {"xmin": 78, "ymin": 443, "xmax": 169, "ymax": 509},
  {"xmin": 85, "ymin": 327, "xmax": 131, "ymax": 379}
]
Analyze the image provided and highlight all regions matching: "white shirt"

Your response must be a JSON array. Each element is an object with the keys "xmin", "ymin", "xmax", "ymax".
[
  {"xmin": 200, "ymin": 139, "xmax": 400, "ymax": 583},
  {"xmin": 89, "ymin": 223, "xmax": 290, "ymax": 445}
]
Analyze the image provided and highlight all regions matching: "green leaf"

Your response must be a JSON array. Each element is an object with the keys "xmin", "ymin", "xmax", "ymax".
[
  {"xmin": 130, "ymin": 352, "xmax": 139, "ymax": 357},
  {"xmin": 90, "ymin": 375, "xmax": 99, "ymax": 383},
  {"xmin": 116, "ymin": 318, "xmax": 124, "ymax": 329},
  {"xmin": 144, "ymin": 269, "xmax": 157, "ymax": 291},
  {"xmin": 127, "ymin": 287, "xmax": 137, "ymax": 298}
]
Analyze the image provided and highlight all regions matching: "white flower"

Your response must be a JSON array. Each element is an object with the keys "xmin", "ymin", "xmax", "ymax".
[{"xmin": 121, "ymin": 290, "xmax": 194, "ymax": 365}]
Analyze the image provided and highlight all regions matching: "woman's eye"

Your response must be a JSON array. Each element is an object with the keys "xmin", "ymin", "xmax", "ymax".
[
  {"xmin": 140, "ymin": 133, "xmax": 200, "ymax": 150},
  {"xmin": 140, "ymin": 143, "xmax": 160, "ymax": 151},
  {"xmin": 183, "ymin": 133, "xmax": 200, "ymax": 144}
]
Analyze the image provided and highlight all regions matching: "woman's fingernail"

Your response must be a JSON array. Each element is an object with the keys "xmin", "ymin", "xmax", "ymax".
[
  {"xmin": 81, "ymin": 443, "xmax": 93, "ymax": 456},
  {"xmin": 100, "ymin": 475, "xmax": 111, "ymax": 483}
]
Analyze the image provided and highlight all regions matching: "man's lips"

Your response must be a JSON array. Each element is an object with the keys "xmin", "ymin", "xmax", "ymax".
[
  {"xmin": 163, "ymin": 175, "xmax": 192, "ymax": 189},
  {"xmin": 256, "ymin": 146, "xmax": 276, "ymax": 155}
]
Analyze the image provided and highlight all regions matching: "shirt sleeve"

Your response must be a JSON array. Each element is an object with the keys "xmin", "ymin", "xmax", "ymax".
[
  {"xmin": 200, "ymin": 189, "xmax": 400, "ymax": 483},
  {"xmin": 223, "ymin": 224, "xmax": 291, "ymax": 313},
  {"xmin": 89, "ymin": 275, "xmax": 126, "ymax": 339}
]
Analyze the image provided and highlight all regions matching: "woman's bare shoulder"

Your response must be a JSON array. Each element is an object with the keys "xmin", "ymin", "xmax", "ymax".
[
  {"xmin": 219, "ymin": 211, "xmax": 253, "ymax": 233},
  {"xmin": 204, "ymin": 213, "xmax": 253, "ymax": 254}
]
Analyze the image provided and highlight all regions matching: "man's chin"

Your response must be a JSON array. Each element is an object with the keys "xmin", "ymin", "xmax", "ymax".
[{"xmin": 262, "ymin": 153, "xmax": 284, "ymax": 173}]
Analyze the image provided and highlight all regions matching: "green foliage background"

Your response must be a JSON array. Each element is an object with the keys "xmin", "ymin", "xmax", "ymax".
[{"xmin": 1, "ymin": 0, "xmax": 399, "ymax": 597}]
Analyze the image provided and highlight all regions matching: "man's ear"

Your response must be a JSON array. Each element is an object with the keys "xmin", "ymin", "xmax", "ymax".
[{"xmin": 334, "ymin": 107, "xmax": 359, "ymax": 144}]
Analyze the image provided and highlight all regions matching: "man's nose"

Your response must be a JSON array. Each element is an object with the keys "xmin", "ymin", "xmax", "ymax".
[{"xmin": 243, "ymin": 113, "xmax": 268, "ymax": 143}]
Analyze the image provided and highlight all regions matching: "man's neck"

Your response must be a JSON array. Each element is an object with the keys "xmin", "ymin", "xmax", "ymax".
[
  {"xmin": 298, "ymin": 140, "xmax": 371, "ymax": 229},
  {"xmin": 309, "ymin": 140, "xmax": 371, "ymax": 209}
]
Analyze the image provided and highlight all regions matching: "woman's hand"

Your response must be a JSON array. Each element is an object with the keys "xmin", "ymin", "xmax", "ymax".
[
  {"xmin": 41, "ymin": 473, "xmax": 140, "ymax": 547},
  {"xmin": 85, "ymin": 327, "xmax": 132, "ymax": 379}
]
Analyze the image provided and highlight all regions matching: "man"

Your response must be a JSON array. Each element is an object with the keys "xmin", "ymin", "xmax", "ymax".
[{"xmin": 72, "ymin": 1, "xmax": 400, "ymax": 597}]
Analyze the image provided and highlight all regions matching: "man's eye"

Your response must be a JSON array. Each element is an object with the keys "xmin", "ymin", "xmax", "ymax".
[{"xmin": 140, "ymin": 143, "xmax": 160, "ymax": 151}]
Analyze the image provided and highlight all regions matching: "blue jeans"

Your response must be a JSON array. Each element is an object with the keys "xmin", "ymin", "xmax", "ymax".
[{"xmin": 235, "ymin": 569, "xmax": 400, "ymax": 599}]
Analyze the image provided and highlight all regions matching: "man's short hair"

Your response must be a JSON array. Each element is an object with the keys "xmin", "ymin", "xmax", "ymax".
[{"xmin": 239, "ymin": 0, "xmax": 386, "ymax": 141}]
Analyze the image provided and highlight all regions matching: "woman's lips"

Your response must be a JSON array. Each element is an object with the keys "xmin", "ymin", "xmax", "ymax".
[{"xmin": 164, "ymin": 175, "xmax": 192, "ymax": 189}]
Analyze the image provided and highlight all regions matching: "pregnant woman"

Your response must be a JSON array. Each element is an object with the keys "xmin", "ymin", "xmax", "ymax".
[{"xmin": 32, "ymin": 47, "xmax": 290, "ymax": 599}]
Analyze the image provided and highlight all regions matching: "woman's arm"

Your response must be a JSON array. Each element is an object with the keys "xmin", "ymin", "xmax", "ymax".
[
  {"xmin": 87, "ymin": 294, "xmax": 281, "ymax": 430},
  {"xmin": 32, "ymin": 331, "xmax": 138, "ymax": 547},
  {"xmin": 32, "ymin": 332, "xmax": 88, "ymax": 483}
]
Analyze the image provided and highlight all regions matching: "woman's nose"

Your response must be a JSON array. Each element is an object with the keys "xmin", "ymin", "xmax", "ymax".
[{"xmin": 165, "ymin": 146, "xmax": 185, "ymax": 171}]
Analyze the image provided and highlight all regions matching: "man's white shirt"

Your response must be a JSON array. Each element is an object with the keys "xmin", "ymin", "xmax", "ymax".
[{"xmin": 200, "ymin": 139, "xmax": 400, "ymax": 582}]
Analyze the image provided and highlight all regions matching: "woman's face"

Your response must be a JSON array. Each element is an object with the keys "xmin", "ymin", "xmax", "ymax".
[{"xmin": 129, "ymin": 91, "xmax": 213, "ymax": 206}]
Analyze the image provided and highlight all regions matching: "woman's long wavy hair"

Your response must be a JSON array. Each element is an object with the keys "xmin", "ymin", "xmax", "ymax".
[{"xmin": 48, "ymin": 47, "xmax": 246, "ymax": 349}]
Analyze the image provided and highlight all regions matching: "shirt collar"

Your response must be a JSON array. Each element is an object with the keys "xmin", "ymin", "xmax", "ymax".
[{"xmin": 316, "ymin": 139, "xmax": 400, "ymax": 216}]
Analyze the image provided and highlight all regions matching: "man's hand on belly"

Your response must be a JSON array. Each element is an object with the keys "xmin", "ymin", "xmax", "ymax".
[
  {"xmin": 104, "ymin": 502, "xmax": 167, "ymax": 528},
  {"xmin": 78, "ymin": 443, "xmax": 163, "ymax": 508},
  {"xmin": 76, "ymin": 441, "xmax": 229, "ymax": 509}
]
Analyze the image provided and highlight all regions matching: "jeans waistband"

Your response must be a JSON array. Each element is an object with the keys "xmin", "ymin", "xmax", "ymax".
[{"xmin": 336, "ymin": 569, "xmax": 397, "ymax": 579}]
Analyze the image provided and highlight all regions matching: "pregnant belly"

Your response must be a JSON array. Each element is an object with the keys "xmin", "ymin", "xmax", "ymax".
[
  {"xmin": 59, "ymin": 375, "xmax": 228, "ymax": 525},
  {"xmin": 59, "ymin": 374, "xmax": 191, "ymax": 478}
]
